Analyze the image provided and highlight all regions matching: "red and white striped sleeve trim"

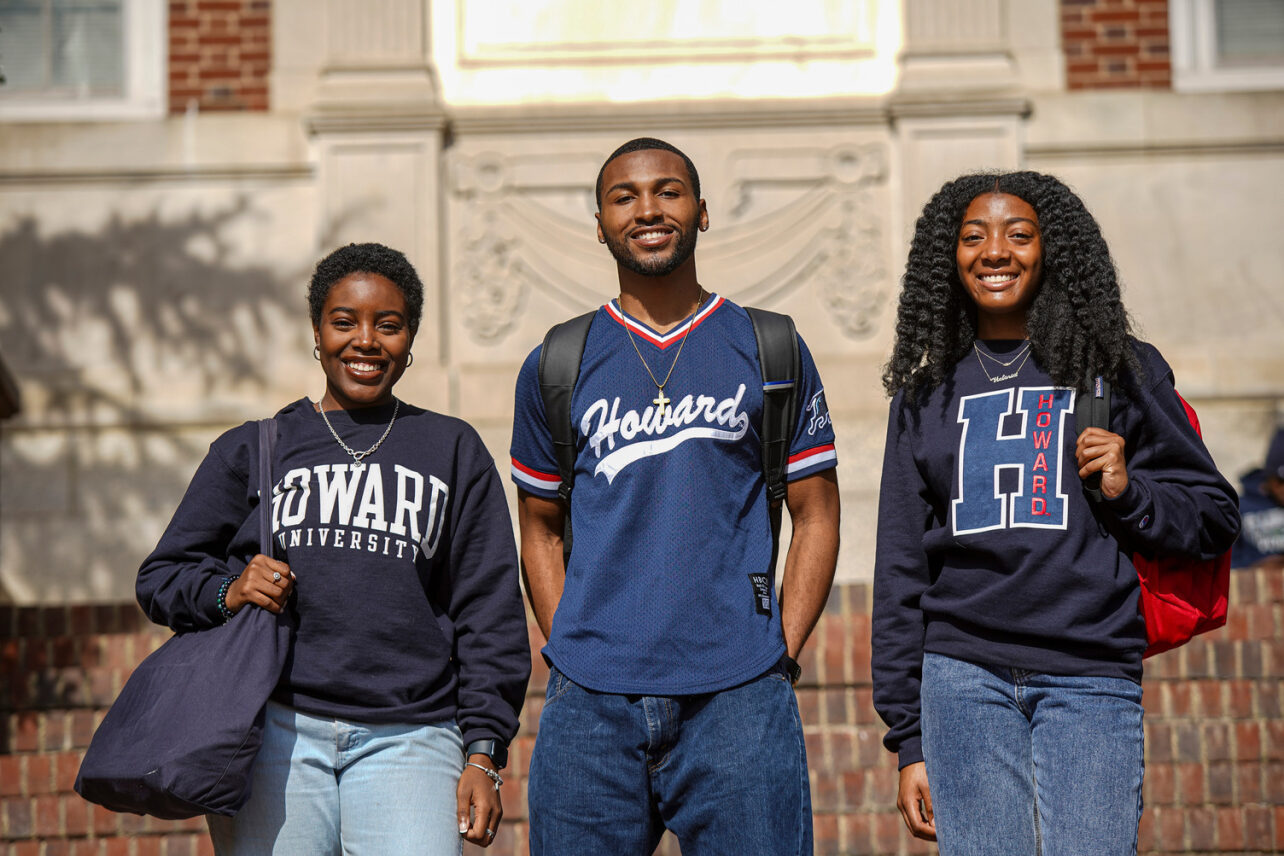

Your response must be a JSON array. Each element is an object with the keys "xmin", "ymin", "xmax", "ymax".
[
  {"xmin": 511, "ymin": 457, "xmax": 562, "ymax": 493},
  {"xmin": 786, "ymin": 443, "xmax": 837, "ymax": 476}
]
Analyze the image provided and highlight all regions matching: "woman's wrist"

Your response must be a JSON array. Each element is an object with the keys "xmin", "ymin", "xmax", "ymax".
[
  {"xmin": 216, "ymin": 575, "xmax": 240, "ymax": 621},
  {"xmin": 464, "ymin": 761, "xmax": 504, "ymax": 791}
]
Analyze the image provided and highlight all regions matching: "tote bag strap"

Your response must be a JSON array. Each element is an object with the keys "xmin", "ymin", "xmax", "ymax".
[{"xmin": 257, "ymin": 418, "xmax": 277, "ymax": 558}]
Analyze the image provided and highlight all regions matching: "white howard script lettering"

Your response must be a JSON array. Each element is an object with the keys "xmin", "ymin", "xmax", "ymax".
[{"xmin": 580, "ymin": 384, "xmax": 750, "ymax": 483}]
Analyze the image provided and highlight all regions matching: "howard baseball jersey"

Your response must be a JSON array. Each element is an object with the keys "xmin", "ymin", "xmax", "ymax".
[{"xmin": 511, "ymin": 295, "xmax": 837, "ymax": 694}]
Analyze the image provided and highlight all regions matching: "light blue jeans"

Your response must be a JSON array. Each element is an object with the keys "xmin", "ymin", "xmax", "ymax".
[
  {"xmin": 920, "ymin": 653, "xmax": 1144, "ymax": 856},
  {"xmin": 527, "ymin": 661, "xmax": 811, "ymax": 856},
  {"xmin": 208, "ymin": 701, "xmax": 464, "ymax": 856}
]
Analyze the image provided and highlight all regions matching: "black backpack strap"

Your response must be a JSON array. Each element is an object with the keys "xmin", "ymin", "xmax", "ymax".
[
  {"xmin": 537, "ymin": 311, "xmax": 595, "ymax": 503},
  {"xmin": 746, "ymin": 307, "xmax": 800, "ymax": 575},
  {"xmin": 538, "ymin": 311, "xmax": 594, "ymax": 565},
  {"xmin": 1075, "ymin": 373, "xmax": 1112, "ymax": 504},
  {"xmin": 257, "ymin": 418, "xmax": 277, "ymax": 558}
]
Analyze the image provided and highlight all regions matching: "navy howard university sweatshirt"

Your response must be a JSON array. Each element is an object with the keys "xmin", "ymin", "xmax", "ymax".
[
  {"xmin": 137, "ymin": 398, "xmax": 530, "ymax": 748},
  {"xmin": 871, "ymin": 341, "xmax": 1239, "ymax": 769}
]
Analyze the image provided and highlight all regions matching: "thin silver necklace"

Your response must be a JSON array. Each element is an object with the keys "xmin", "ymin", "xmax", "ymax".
[
  {"xmin": 317, "ymin": 398, "xmax": 399, "ymax": 468},
  {"xmin": 973, "ymin": 340, "xmax": 1031, "ymax": 368},
  {"xmin": 974, "ymin": 344, "xmax": 1033, "ymax": 383},
  {"xmin": 622, "ymin": 288, "xmax": 706, "ymax": 418}
]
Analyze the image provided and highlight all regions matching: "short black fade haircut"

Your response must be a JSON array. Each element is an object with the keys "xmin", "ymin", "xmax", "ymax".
[
  {"xmin": 596, "ymin": 137, "xmax": 701, "ymax": 209},
  {"xmin": 308, "ymin": 242, "xmax": 424, "ymax": 333}
]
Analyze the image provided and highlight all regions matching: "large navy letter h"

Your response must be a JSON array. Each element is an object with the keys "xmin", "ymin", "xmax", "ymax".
[{"xmin": 952, "ymin": 387, "xmax": 1075, "ymax": 535}]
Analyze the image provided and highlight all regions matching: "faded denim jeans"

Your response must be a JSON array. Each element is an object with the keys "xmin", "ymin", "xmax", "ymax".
[
  {"xmin": 208, "ymin": 701, "xmax": 465, "ymax": 856},
  {"xmin": 920, "ymin": 652, "xmax": 1144, "ymax": 856}
]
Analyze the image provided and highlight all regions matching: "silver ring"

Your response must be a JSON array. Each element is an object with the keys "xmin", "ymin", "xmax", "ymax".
[
  {"xmin": 486, "ymin": 828, "xmax": 494, "ymax": 838},
  {"xmin": 272, "ymin": 571, "xmax": 282, "ymax": 582}
]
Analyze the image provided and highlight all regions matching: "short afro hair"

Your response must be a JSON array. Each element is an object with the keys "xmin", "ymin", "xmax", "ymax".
[
  {"xmin": 308, "ymin": 243, "xmax": 424, "ymax": 333},
  {"xmin": 596, "ymin": 137, "xmax": 701, "ymax": 209}
]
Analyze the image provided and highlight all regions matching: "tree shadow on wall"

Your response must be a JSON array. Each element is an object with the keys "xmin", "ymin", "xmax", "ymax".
[
  {"xmin": 0, "ymin": 197, "xmax": 309, "ymax": 605},
  {"xmin": 1, "ymin": 197, "xmax": 297, "ymax": 393}
]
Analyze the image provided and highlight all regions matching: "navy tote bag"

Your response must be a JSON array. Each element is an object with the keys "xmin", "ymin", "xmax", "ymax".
[{"xmin": 76, "ymin": 418, "xmax": 293, "ymax": 819}]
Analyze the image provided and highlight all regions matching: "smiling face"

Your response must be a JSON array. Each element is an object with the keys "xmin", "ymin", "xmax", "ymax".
[
  {"xmin": 595, "ymin": 148, "xmax": 708, "ymax": 279},
  {"xmin": 313, "ymin": 272, "xmax": 414, "ymax": 411},
  {"xmin": 956, "ymin": 192, "xmax": 1044, "ymax": 339}
]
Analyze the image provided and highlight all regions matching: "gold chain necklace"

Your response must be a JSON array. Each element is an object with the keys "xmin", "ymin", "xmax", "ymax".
[
  {"xmin": 622, "ymin": 288, "xmax": 706, "ymax": 418},
  {"xmin": 973, "ymin": 340, "xmax": 1031, "ymax": 368}
]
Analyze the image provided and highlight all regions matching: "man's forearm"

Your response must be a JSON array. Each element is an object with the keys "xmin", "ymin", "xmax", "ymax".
[
  {"xmin": 517, "ymin": 492, "xmax": 568, "ymax": 641},
  {"xmin": 521, "ymin": 545, "xmax": 565, "ymax": 641},
  {"xmin": 778, "ymin": 471, "xmax": 841, "ymax": 657}
]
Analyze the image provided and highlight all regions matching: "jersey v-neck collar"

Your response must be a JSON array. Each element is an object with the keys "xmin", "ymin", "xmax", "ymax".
[{"xmin": 604, "ymin": 293, "xmax": 724, "ymax": 350}]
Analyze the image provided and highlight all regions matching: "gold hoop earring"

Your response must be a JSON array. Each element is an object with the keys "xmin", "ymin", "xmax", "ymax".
[
  {"xmin": 406, "ymin": 353, "xmax": 414, "ymax": 367},
  {"xmin": 313, "ymin": 345, "xmax": 320, "ymax": 360}
]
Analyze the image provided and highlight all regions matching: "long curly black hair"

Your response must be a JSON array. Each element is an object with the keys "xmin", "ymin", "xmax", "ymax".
[{"xmin": 883, "ymin": 171, "xmax": 1138, "ymax": 399}]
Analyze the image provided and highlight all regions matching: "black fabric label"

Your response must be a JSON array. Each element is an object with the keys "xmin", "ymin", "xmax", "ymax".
[{"xmin": 748, "ymin": 573, "xmax": 772, "ymax": 616}]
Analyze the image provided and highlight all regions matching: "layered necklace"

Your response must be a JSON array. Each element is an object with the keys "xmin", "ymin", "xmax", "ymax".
[
  {"xmin": 317, "ymin": 398, "xmax": 399, "ymax": 469},
  {"xmin": 974, "ymin": 340, "xmax": 1032, "ymax": 383},
  {"xmin": 622, "ymin": 288, "xmax": 706, "ymax": 418}
]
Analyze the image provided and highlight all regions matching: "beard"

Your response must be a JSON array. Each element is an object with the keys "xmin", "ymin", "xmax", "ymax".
[{"xmin": 603, "ymin": 223, "xmax": 699, "ymax": 278}]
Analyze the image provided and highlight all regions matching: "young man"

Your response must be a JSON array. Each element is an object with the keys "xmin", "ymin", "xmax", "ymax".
[{"xmin": 510, "ymin": 137, "xmax": 840, "ymax": 854}]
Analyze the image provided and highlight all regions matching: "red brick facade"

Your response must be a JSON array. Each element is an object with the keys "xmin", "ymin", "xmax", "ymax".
[
  {"xmin": 3, "ymin": 566, "xmax": 1282, "ymax": 855},
  {"xmin": 168, "ymin": 0, "xmax": 271, "ymax": 114},
  {"xmin": 1062, "ymin": 0, "xmax": 1174, "ymax": 90}
]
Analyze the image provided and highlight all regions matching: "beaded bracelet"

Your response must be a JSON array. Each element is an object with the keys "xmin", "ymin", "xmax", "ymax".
[{"xmin": 217, "ymin": 575, "xmax": 240, "ymax": 623}]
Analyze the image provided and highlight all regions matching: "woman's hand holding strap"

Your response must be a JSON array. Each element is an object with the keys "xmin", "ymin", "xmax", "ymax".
[
  {"xmin": 1076, "ymin": 427, "xmax": 1129, "ymax": 500},
  {"xmin": 222, "ymin": 554, "xmax": 294, "ymax": 615}
]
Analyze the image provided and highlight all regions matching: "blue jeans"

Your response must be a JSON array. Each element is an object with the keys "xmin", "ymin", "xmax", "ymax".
[
  {"xmin": 920, "ymin": 653, "xmax": 1144, "ymax": 856},
  {"xmin": 528, "ymin": 662, "xmax": 811, "ymax": 856},
  {"xmin": 208, "ymin": 701, "xmax": 465, "ymax": 856}
]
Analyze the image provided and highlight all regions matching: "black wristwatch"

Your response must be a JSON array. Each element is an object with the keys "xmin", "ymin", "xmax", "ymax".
[
  {"xmin": 780, "ymin": 654, "xmax": 802, "ymax": 686},
  {"xmin": 465, "ymin": 738, "xmax": 508, "ymax": 770}
]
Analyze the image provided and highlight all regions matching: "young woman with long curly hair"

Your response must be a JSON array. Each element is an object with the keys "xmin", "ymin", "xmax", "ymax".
[{"xmin": 871, "ymin": 172, "xmax": 1239, "ymax": 855}]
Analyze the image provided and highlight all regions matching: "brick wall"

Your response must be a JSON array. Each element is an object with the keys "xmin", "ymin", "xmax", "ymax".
[
  {"xmin": 1062, "ymin": 0, "xmax": 1173, "ymax": 90},
  {"xmin": 3, "ymin": 567, "xmax": 1281, "ymax": 855},
  {"xmin": 168, "ymin": 0, "xmax": 271, "ymax": 114}
]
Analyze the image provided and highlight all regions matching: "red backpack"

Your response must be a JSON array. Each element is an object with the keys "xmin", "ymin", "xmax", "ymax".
[{"xmin": 1078, "ymin": 378, "xmax": 1230, "ymax": 658}]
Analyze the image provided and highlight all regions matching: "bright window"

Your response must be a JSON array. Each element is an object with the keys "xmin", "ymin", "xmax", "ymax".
[
  {"xmin": 0, "ymin": 0, "xmax": 165, "ymax": 120},
  {"xmin": 1171, "ymin": 0, "xmax": 1284, "ymax": 91}
]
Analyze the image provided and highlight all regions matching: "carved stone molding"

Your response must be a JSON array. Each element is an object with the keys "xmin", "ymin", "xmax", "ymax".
[
  {"xmin": 451, "ymin": 151, "xmax": 606, "ymax": 343},
  {"xmin": 448, "ymin": 98, "xmax": 890, "ymax": 135},
  {"xmin": 454, "ymin": 208, "xmax": 528, "ymax": 343},
  {"xmin": 721, "ymin": 143, "xmax": 889, "ymax": 338},
  {"xmin": 448, "ymin": 141, "xmax": 892, "ymax": 347},
  {"xmin": 817, "ymin": 195, "xmax": 887, "ymax": 339}
]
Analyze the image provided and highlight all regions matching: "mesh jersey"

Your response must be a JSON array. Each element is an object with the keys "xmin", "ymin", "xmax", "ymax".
[{"xmin": 510, "ymin": 295, "xmax": 837, "ymax": 694}]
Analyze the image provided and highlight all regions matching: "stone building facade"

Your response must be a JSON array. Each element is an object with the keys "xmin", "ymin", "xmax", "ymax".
[
  {"xmin": 0, "ymin": 1, "xmax": 1281, "ymax": 853},
  {"xmin": 2, "ymin": 0, "xmax": 1280, "ymax": 604}
]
